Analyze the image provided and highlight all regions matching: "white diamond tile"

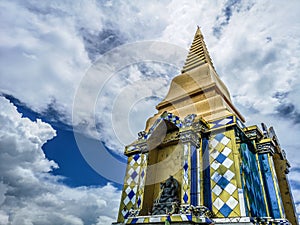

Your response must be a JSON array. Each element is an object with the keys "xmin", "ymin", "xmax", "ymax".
[
  {"xmin": 133, "ymin": 177, "xmax": 139, "ymax": 183},
  {"xmin": 129, "ymin": 159, "xmax": 135, "ymax": 166},
  {"xmin": 222, "ymin": 158, "xmax": 233, "ymax": 168},
  {"xmin": 122, "ymin": 209, "xmax": 127, "ymax": 216},
  {"xmin": 128, "ymin": 168, "xmax": 134, "ymax": 175},
  {"xmin": 222, "ymin": 147, "xmax": 232, "ymax": 156},
  {"xmin": 223, "ymin": 170, "xmax": 235, "ymax": 181},
  {"xmin": 226, "ymin": 196, "xmax": 238, "ymax": 209},
  {"xmin": 212, "ymin": 184, "xmax": 222, "ymax": 196},
  {"xmin": 131, "ymin": 195, "xmax": 136, "ymax": 204},
  {"xmin": 135, "ymin": 166, "xmax": 141, "ymax": 173},
  {"xmin": 211, "ymin": 161, "xmax": 221, "ymax": 170},
  {"xmin": 211, "ymin": 139, "xmax": 219, "ymax": 148},
  {"xmin": 126, "ymin": 176, "xmax": 133, "ymax": 184},
  {"xmin": 212, "ymin": 171, "xmax": 222, "ymax": 183},
  {"xmin": 136, "ymin": 156, "xmax": 141, "ymax": 164},
  {"xmin": 213, "ymin": 197, "xmax": 225, "ymax": 210},
  {"xmin": 180, "ymin": 214, "xmax": 188, "ymax": 221},
  {"xmin": 125, "ymin": 186, "xmax": 131, "ymax": 194},
  {"xmin": 211, "ymin": 149, "xmax": 220, "ymax": 159},
  {"xmin": 123, "ymin": 196, "xmax": 130, "ymax": 205},
  {"xmin": 150, "ymin": 217, "xmax": 161, "ymax": 222},
  {"xmin": 137, "ymin": 218, "xmax": 145, "ymax": 223},
  {"xmin": 224, "ymin": 182, "xmax": 236, "ymax": 195},
  {"xmin": 218, "ymin": 118, "xmax": 232, "ymax": 125},
  {"xmin": 184, "ymin": 170, "xmax": 188, "ymax": 181},
  {"xmin": 184, "ymin": 144, "xmax": 188, "ymax": 155},
  {"xmin": 220, "ymin": 136, "xmax": 230, "ymax": 145}
]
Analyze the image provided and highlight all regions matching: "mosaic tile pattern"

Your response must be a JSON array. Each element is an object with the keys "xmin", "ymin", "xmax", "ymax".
[
  {"xmin": 146, "ymin": 112, "xmax": 182, "ymax": 139},
  {"xmin": 209, "ymin": 116, "xmax": 234, "ymax": 129},
  {"xmin": 259, "ymin": 153, "xmax": 284, "ymax": 219},
  {"xmin": 209, "ymin": 131, "xmax": 240, "ymax": 217},
  {"xmin": 137, "ymin": 154, "xmax": 147, "ymax": 209},
  {"xmin": 119, "ymin": 153, "xmax": 147, "ymax": 221},
  {"xmin": 182, "ymin": 144, "xmax": 190, "ymax": 204},
  {"xmin": 125, "ymin": 214, "xmax": 213, "ymax": 224},
  {"xmin": 240, "ymin": 143, "xmax": 267, "ymax": 217},
  {"xmin": 202, "ymin": 138, "xmax": 212, "ymax": 209},
  {"xmin": 190, "ymin": 145, "xmax": 198, "ymax": 206}
]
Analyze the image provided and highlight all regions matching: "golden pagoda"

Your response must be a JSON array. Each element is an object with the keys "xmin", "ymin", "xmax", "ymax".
[{"xmin": 113, "ymin": 27, "xmax": 298, "ymax": 225}]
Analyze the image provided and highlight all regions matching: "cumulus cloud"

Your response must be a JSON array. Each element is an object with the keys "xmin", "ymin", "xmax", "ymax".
[{"xmin": 0, "ymin": 97, "xmax": 120, "ymax": 225}]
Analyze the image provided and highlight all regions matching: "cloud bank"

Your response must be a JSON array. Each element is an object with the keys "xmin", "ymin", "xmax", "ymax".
[{"xmin": 0, "ymin": 97, "xmax": 120, "ymax": 225}]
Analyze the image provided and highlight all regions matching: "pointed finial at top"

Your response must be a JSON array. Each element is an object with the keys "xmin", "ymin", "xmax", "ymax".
[
  {"xmin": 181, "ymin": 26, "xmax": 215, "ymax": 73},
  {"xmin": 195, "ymin": 25, "xmax": 203, "ymax": 37}
]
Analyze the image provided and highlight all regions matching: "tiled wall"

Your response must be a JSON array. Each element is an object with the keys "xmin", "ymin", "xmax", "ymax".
[
  {"xmin": 209, "ymin": 130, "xmax": 241, "ymax": 217},
  {"xmin": 239, "ymin": 143, "xmax": 268, "ymax": 217},
  {"xmin": 258, "ymin": 153, "xmax": 285, "ymax": 219},
  {"xmin": 118, "ymin": 153, "xmax": 147, "ymax": 222}
]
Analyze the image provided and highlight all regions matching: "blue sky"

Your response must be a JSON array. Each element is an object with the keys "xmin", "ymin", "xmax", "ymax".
[{"xmin": 0, "ymin": 0, "xmax": 300, "ymax": 224}]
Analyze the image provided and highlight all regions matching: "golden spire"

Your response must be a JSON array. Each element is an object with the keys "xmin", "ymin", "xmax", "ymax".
[{"xmin": 181, "ymin": 26, "xmax": 215, "ymax": 73}]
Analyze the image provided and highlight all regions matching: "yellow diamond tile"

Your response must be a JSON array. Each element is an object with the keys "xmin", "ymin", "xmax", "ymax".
[
  {"xmin": 219, "ymin": 189, "xmax": 231, "ymax": 202},
  {"xmin": 211, "ymin": 192, "xmax": 218, "ymax": 201},
  {"xmin": 215, "ymin": 143, "xmax": 225, "ymax": 152},
  {"xmin": 171, "ymin": 216, "xmax": 182, "ymax": 222},
  {"xmin": 228, "ymin": 204, "xmax": 240, "ymax": 217},
  {"xmin": 217, "ymin": 164, "xmax": 228, "ymax": 175},
  {"xmin": 125, "ymin": 201, "xmax": 133, "ymax": 209},
  {"xmin": 215, "ymin": 211, "xmax": 224, "ymax": 218}
]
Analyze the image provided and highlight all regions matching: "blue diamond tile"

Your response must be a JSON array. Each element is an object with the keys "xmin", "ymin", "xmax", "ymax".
[
  {"xmin": 214, "ymin": 133, "xmax": 225, "ymax": 142},
  {"xmin": 215, "ymin": 153, "xmax": 226, "ymax": 163},
  {"xmin": 186, "ymin": 214, "xmax": 192, "ymax": 220},
  {"xmin": 219, "ymin": 203, "xmax": 232, "ymax": 217},
  {"xmin": 128, "ymin": 190, "xmax": 135, "ymax": 199},
  {"xmin": 137, "ymin": 198, "xmax": 141, "ymax": 207},
  {"xmin": 205, "ymin": 218, "xmax": 213, "ymax": 223},
  {"xmin": 124, "ymin": 211, "xmax": 130, "ymax": 219},
  {"xmin": 183, "ymin": 193, "xmax": 188, "ymax": 203},
  {"xmin": 131, "ymin": 171, "xmax": 138, "ymax": 180},
  {"xmin": 141, "ymin": 170, "xmax": 145, "ymax": 178},
  {"xmin": 183, "ymin": 162, "xmax": 188, "ymax": 171},
  {"xmin": 133, "ymin": 154, "xmax": 140, "ymax": 161},
  {"xmin": 131, "ymin": 218, "xmax": 138, "ymax": 223},
  {"xmin": 218, "ymin": 177, "xmax": 230, "ymax": 189}
]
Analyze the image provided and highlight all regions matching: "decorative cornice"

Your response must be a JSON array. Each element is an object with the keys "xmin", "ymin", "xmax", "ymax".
[
  {"xmin": 243, "ymin": 125, "xmax": 263, "ymax": 142},
  {"xmin": 125, "ymin": 142, "xmax": 148, "ymax": 155},
  {"xmin": 179, "ymin": 130, "xmax": 200, "ymax": 147},
  {"xmin": 256, "ymin": 140, "xmax": 275, "ymax": 154}
]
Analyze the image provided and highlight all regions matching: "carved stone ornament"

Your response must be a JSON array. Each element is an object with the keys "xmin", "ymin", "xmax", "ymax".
[
  {"xmin": 138, "ymin": 131, "xmax": 146, "ymax": 140},
  {"xmin": 179, "ymin": 205, "xmax": 213, "ymax": 217},
  {"xmin": 257, "ymin": 142, "xmax": 274, "ymax": 154},
  {"xmin": 179, "ymin": 130, "xmax": 200, "ymax": 147},
  {"xmin": 128, "ymin": 209, "xmax": 140, "ymax": 217},
  {"xmin": 183, "ymin": 114, "xmax": 197, "ymax": 127}
]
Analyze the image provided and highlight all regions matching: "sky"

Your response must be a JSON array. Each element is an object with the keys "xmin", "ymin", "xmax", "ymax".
[{"xmin": 0, "ymin": 0, "xmax": 300, "ymax": 224}]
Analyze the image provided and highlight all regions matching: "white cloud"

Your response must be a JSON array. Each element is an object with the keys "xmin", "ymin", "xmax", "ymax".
[
  {"xmin": 0, "ymin": 97, "xmax": 120, "ymax": 225},
  {"xmin": 0, "ymin": 0, "xmax": 95, "ymax": 118}
]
